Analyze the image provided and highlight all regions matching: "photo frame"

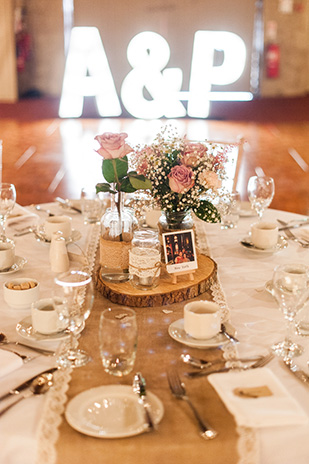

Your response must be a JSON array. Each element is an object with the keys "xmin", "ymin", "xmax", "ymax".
[{"xmin": 162, "ymin": 229, "xmax": 198, "ymax": 274}]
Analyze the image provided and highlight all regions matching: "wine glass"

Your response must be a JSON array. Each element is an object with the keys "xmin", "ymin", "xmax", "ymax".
[
  {"xmin": 99, "ymin": 307, "xmax": 137, "ymax": 377},
  {"xmin": 272, "ymin": 263, "xmax": 309, "ymax": 359},
  {"xmin": 0, "ymin": 183, "xmax": 16, "ymax": 242},
  {"xmin": 54, "ymin": 270, "xmax": 94, "ymax": 368},
  {"xmin": 247, "ymin": 176, "xmax": 274, "ymax": 220}
]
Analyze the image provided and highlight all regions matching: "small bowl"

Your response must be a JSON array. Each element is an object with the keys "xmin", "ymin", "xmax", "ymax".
[{"xmin": 3, "ymin": 278, "xmax": 40, "ymax": 310}]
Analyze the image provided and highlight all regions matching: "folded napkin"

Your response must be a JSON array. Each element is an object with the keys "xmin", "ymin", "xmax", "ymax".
[
  {"xmin": 296, "ymin": 227, "xmax": 309, "ymax": 241},
  {"xmin": 0, "ymin": 349, "xmax": 23, "ymax": 378},
  {"xmin": 208, "ymin": 368, "xmax": 308, "ymax": 428}
]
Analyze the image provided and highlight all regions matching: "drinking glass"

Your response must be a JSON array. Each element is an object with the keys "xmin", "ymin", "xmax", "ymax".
[
  {"xmin": 220, "ymin": 191, "xmax": 241, "ymax": 229},
  {"xmin": 272, "ymin": 263, "xmax": 309, "ymax": 358},
  {"xmin": 247, "ymin": 176, "xmax": 274, "ymax": 220},
  {"xmin": 99, "ymin": 307, "xmax": 137, "ymax": 377},
  {"xmin": 54, "ymin": 270, "xmax": 94, "ymax": 368},
  {"xmin": 80, "ymin": 187, "xmax": 103, "ymax": 224},
  {"xmin": 0, "ymin": 183, "xmax": 16, "ymax": 242}
]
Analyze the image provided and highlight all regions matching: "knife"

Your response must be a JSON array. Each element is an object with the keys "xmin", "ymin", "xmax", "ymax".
[
  {"xmin": 283, "ymin": 360, "xmax": 309, "ymax": 388},
  {"xmin": 55, "ymin": 197, "xmax": 82, "ymax": 214},
  {"xmin": 0, "ymin": 367, "xmax": 58, "ymax": 402},
  {"xmin": 278, "ymin": 220, "xmax": 309, "ymax": 231},
  {"xmin": 133, "ymin": 372, "xmax": 156, "ymax": 431}
]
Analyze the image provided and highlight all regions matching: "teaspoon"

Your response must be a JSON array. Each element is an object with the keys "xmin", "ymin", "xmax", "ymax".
[
  {"xmin": 181, "ymin": 353, "xmax": 262, "ymax": 370},
  {"xmin": 0, "ymin": 373, "xmax": 54, "ymax": 416}
]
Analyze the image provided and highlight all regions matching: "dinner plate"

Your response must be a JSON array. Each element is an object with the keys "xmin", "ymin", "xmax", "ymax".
[
  {"xmin": 16, "ymin": 316, "xmax": 84, "ymax": 341},
  {"xmin": 36, "ymin": 226, "xmax": 81, "ymax": 244},
  {"xmin": 0, "ymin": 256, "xmax": 27, "ymax": 275},
  {"xmin": 168, "ymin": 319, "xmax": 233, "ymax": 348},
  {"xmin": 240, "ymin": 235, "xmax": 288, "ymax": 253},
  {"xmin": 65, "ymin": 385, "xmax": 164, "ymax": 438}
]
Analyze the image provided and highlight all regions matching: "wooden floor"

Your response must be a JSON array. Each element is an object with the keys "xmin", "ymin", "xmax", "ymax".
[{"xmin": 0, "ymin": 98, "xmax": 308, "ymax": 216}]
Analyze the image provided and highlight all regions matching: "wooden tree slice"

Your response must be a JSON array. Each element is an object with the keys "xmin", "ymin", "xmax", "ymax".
[{"xmin": 96, "ymin": 254, "xmax": 217, "ymax": 307}]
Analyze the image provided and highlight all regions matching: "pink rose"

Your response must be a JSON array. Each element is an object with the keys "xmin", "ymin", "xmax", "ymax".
[
  {"xmin": 95, "ymin": 132, "xmax": 132, "ymax": 159},
  {"xmin": 182, "ymin": 142, "xmax": 208, "ymax": 166},
  {"xmin": 168, "ymin": 165, "xmax": 194, "ymax": 193},
  {"xmin": 199, "ymin": 170, "xmax": 222, "ymax": 190}
]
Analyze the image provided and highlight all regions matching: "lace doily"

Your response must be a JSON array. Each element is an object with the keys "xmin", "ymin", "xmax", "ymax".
[{"xmin": 35, "ymin": 223, "xmax": 100, "ymax": 464}]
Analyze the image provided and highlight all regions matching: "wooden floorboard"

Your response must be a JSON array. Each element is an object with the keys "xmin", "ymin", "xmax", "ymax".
[{"xmin": 0, "ymin": 99, "xmax": 308, "ymax": 216}]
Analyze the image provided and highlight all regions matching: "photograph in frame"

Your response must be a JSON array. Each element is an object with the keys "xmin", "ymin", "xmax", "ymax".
[{"xmin": 162, "ymin": 229, "xmax": 198, "ymax": 274}]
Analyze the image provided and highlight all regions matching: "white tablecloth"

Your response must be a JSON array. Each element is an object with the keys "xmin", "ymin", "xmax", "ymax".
[
  {"xmin": 0, "ymin": 204, "xmax": 309, "ymax": 464},
  {"xmin": 201, "ymin": 209, "xmax": 309, "ymax": 464}
]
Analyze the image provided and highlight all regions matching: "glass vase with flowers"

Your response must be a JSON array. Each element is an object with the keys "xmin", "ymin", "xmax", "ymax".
[
  {"xmin": 132, "ymin": 126, "xmax": 231, "ymax": 232},
  {"xmin": 95, "ymin": 132, "xmax": 151, "ymax": 282}
]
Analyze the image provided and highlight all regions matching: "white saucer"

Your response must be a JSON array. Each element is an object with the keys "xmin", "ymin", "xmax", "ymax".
[
  {"xmin": 168, "ymin": 319, "xmax": 233, "ymax": 348},
  {"xmin": 0, "ymin": 256, "xmax": 27, "ymax": 275},
  {"xmin": 36, "ymin": 225, "xmax": 81, "ymax": 244},
  {"xmin": 240, "ymin": 235, "xmax": 288, "ymax": 253},
  {"xmin": 65, "ymin": 385, "xmax": 164, "ymax": 438},
  {"xmin": 16, "ymin": 316, "xmax": 85, "ymax": 341}
]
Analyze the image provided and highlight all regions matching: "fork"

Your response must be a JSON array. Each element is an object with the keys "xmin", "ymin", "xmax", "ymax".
[
  {"xmin": 186, "ymin": 352, "xmax": 274, "ymax": 378},
  {"xmin": 277, "ymin": 219, "xmax": 309, "ymax": 248},
  {"xmin": 167, "ymin": 368, "xmax": 217, "ymax": 440}
]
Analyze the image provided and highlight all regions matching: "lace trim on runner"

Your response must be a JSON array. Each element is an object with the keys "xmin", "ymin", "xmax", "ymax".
[
  {"xmin": 195, "ymin": 220, "xmax": 230, "ymax": 322},
  {"xmin": 35, "ymin": 223, "xmax": 100, "ymax": 464},
  {"xmin": 195, "ymin": 219, "xmax": 259, "ymax": 464}
]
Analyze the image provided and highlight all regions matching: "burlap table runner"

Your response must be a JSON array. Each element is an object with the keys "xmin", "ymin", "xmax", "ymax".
[{"xmin": 55, "ymin": 288, "xmax": 244, "ymax": 464}]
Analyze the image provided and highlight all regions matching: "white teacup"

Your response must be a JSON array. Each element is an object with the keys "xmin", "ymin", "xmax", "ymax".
[
  {"xmin": 0, "ymin": 241, "xmax": 15, "ymax": 271},
  {"xmin": 251, "ymin": 222, "xmax": 278, "ymax": 249},
  {"xmin": 31, "ymin": 297, "xmax": 66, "ymax": 334},
  {"xmin": 184, "ymin": 301, "xmax": 221, "ymax": 340},
  {"xmin": 44, "ymin": 215, "xmax": 72, "ymax": 240}
]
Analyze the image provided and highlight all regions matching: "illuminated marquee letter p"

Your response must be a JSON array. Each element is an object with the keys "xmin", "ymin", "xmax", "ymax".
[{"xmin": 188, "ymin": 31, "xmax": 247, "ymax": 118}]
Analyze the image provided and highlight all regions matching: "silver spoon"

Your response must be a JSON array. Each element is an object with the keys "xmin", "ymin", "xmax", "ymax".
[
  {"xmin": 0, "ymin": 332, "xmax": 55, "ymax": 356},
  {"xmin": 0, "ymin": 373, "xmax": 54, "ymax": 416}
]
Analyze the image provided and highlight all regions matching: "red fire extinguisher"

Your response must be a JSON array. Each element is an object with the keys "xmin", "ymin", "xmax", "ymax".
[{"xmin": 265, "ymin": 21, "xmax": 280, "ymax": 79}]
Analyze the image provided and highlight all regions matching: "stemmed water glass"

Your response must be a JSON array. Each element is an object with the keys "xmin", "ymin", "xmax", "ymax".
[
  {"xmin": 247, "ymin": 176, "xmax": 274, "ymax": 220},
  {"xmin": 54, "ymin": 269, "xmax": 94, "ymax": 368},
  {"xmin": 0, "ymin": 183, "xmax": 16, "ymax": 242},
  {"xmin": 272, "ymin": 263, "xmax": 309, "ymax": 359}
]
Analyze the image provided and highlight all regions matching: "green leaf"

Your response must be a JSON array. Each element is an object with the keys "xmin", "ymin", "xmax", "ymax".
[
  {"xmin": 193, "ymin": 199, "xmax": 221, "ymax": 223},
  {"xmin": 96, "ymin": 183, "xmax": 116, "ymax": 194},
  {"xmin": 129, "ymin": 175, "xmax": 152, "ymax": 190},
  {"xmin": 102, "ymin": 156, "xmax": 128, "ymax": 183},
  {"xmin": 119, "ymin": 177, "xmax": 137, "ymax": 193}
]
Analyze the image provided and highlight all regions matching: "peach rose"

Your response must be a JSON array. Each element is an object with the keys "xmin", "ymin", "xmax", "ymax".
[
  {"xmin": 168, "ymin": 165, "xmax": 194, "ymax": 193},
  {"xmin": 182, "ymin": 142, "xmax": 208, "ymax": 166},
  {"xmin": 199, "ymin": 170, "xmax": 222, "ymax": 190},
  {"xmin": 95, "ymin": 132, "xmax": 132, "ymax": 159}
]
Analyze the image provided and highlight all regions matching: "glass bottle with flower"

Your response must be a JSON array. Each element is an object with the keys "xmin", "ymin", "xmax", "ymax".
[
  {"xmin": 95, "ymin": 132, "xmax": 152, "ymax": 282},
  {"xmin": 132, "ymin": 127, "xmax": 230, "ymax": 231}
]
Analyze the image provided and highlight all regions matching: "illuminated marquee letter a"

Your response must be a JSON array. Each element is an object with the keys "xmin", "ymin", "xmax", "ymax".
[{"xmin": 59, "ymin": 27, "xmax": 121, "ymax": 118}]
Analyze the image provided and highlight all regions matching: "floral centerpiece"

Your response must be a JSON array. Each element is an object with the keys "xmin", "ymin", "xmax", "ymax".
[{"xmin": 132, "ymin": 126, "xmax": 230, "ymax": 230}]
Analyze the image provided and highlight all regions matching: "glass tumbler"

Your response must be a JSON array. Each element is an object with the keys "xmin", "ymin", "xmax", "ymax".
[{"xmin": 99, "ymin": 307, "xmax": 137, "ymax": 377}]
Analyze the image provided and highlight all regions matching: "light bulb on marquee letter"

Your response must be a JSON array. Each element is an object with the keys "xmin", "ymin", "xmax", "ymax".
[
  {"xmin": 59, "ymin": 27, "xmax": 121, "ymax": 118},
  {"xmin": 121, "ymin": 31, "xmax": 186, "ymax": 119},
  {"xmin": 188, "ymin": 31, "xmax": 247, "ymax": 118}
]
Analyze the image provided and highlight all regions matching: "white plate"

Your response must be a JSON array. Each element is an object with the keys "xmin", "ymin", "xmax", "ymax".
[
  {"xmin": 16, "ymin": 316, "xmax": 84, "ymax": 341},
  {"xmin": 0, "ymin": 256, "xmax": 27, "ymax": 275},
  {"xmin": 240, "ymin": 235, "xmax": 288, "ymax": 253},
  {"xmin": 238, "ymin": 201, "xmax": 257, "ymax": 217},
  {"xmin": 168, "ymin": 319, "xmax": 233, "ymax": 348},
  {"xmin": 36, "ymin": 226, "xmax": 81, "ymax": 244},
  {"xmin": 65, "ymin": 385, "xmax": 164, "ymax": 438}
]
